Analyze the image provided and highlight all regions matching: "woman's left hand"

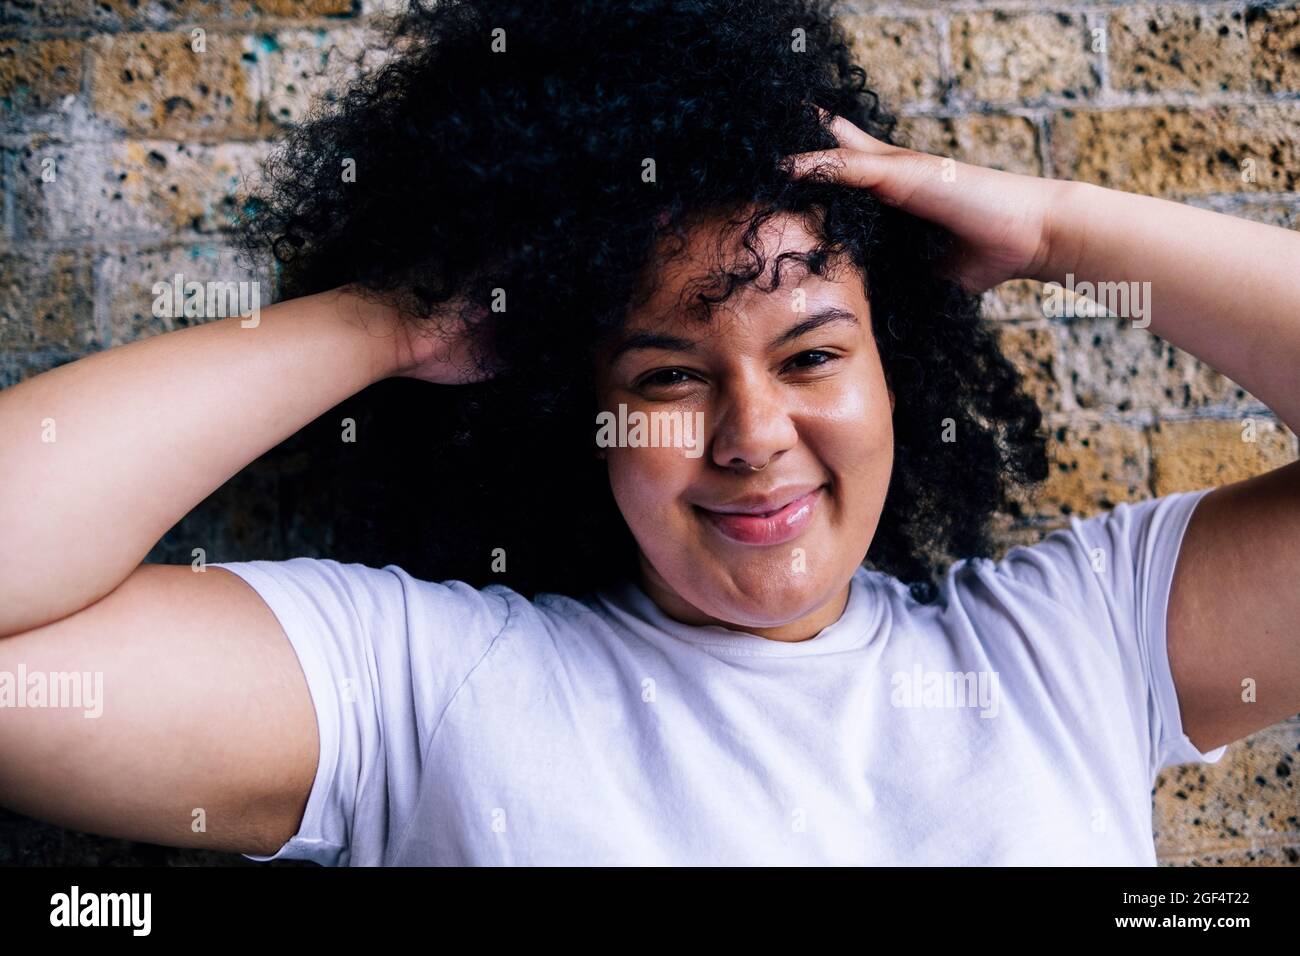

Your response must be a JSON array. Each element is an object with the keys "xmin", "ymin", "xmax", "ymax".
[{"xmin": 782, "ymin": 109, "xmax": 1070, "ymax": 293}]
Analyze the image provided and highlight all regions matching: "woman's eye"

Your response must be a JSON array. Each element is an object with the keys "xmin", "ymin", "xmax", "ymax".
[
  {"xmin": 785, "ymin": 350, "xmax": 838, "ymax": 371},
  {"xmin": 637, "ymin": 353, "xmax": 838, "ymax": 389},
  {"xmin": 639, "ymin": 368, "xmax": 692, "ymax": 389}
]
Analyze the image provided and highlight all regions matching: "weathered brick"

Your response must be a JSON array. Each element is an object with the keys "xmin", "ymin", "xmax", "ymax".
[
  {"xmin": 90, "ymin": 31, "xmax": 260, "ymax": 138},
  {"xmin": 0, "ymin": 249, "xmax": 95, "ymax": 350},
  {"xmin": 1148, "ymin": 418, "xmax": 1297, "ymax": 494},
  {"xmin": 122, "ymin": 1, "xmax": 260, "ymax": 27},
  {"xmin": 256, "ymin": 0, "xmax": 353, "ymax": 15},
  {"xmin": 0, "ymin": 350, "xmax": 86, "ymax": 390},
  {"xmin": 1050, "ymin": 106, "xmax": 1300, "ymax": 197},
  {"xmin": 992, "ymin": 322, "xmax": 1062, "ymax": 413},
  {"xmin": 981, "ymin": 279, "xmax": 1045, "ymax": 321},
  {"xmin": 952, "ymin": 11, "xmax": 1099, "ymax": 103},
  {"xmin": 10, "ymin": 1, "xmax": 352, "ymax": 29},
  {"xmin": 14, "ymin": 139, "xmax": 269, "ymax": 240},
  {"xmin": 0, "ymin": 39, "xmax": 84, "ymax": 119},
  {"xmin": 1247, "ymin": 5, "xmax": 1300, "ymax": 94},
  {"xmin": 0, "ymin": 1, "xmax": 70, "ymax": 27},
  {"xmin": 842, "ymin": 15, "xmax": 943, "ymax": 107},
  {"xmin": 259, "ymin": 26, "xmax": 392, "ymax": 129},
  {"xmin": 1185, "ymin": 197, "xmax": 1300, "ymax": 230},
  {"xmin": 1037, "ymin": 419, "xmax": 1148, "ymax": 518},
  {"xmin": 361, "ymin": 0, "xmax": 409, "ymax": 15},
  {"xmin": 1059, "ymin": 318, "xmax": 1251, "ymax": 414},
  {"xmin": 1109, "ymin": 6, "xmax": 1251, "ymax": 94},
  {"xmin": 1162, "ymin": 844, "xmax": 1300, "ymax": 866},
  {"xmin": 1154, "ymin": 721, "xmax": 1300, "ymax": 854},
  {"xmin": 896, "ymin": 114, "xmax": 1041, "ymax": 175},
  {"xmin": 96, "ymin": 242, "xmax": 273, "ymax": 346}
]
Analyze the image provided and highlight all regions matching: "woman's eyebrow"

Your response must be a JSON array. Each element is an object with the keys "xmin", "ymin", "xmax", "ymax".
[
  {"xmin": 609, "ymin": 330, "xmax": 700, "ymax": 362},
  {"xmin": 611, "ymin": 306, "xmax": 859, "ymax": 363},
  {"xmin": 770, "ymin": 306, "xmax": 859, "ymax": 349}
]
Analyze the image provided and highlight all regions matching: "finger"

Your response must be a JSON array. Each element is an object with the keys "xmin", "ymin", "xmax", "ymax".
[
  {"xmin": 805, "ymin": 101, "xmax": 891, "ymax": 153},
  {"xmin": 785, "ymin": 147, "xmax": 959, "ymax": 217},
  {"xmin": 826, "ymin": 114, "xmax": 891, "ymax": 154},
  {"xmin": 784, "ymin": 147, "xmax": 884, "ymax": 187}
]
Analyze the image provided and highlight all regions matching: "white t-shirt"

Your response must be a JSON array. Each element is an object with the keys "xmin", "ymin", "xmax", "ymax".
[{"xmin": 211, "ymin": 487, "xmax": 1225, "ymax": 866}]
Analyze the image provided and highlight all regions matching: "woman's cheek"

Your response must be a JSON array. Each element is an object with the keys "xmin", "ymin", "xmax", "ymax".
[
  {"xmin": 847, "ymin": 363, "xmax": 890, "ymax": 419},
  {"xmin": 606, "ymin": 443, "xmax": 696, "ymax": 524},
  {"xmin": 800, "ymin": 374, "xmax": 887, "ymax": 448}
]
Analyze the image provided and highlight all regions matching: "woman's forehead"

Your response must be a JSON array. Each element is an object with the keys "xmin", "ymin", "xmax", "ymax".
[
  {"xmin": 628, "ymin": 209, "xmax": 863, "ymax": 326},
  {"xmin": 604, "ymin": 273, "xmax": 869, "ymax": 373}
]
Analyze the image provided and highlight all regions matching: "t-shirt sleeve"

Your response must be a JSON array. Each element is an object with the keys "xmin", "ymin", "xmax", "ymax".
[
  {"xmin": 991, "ymin": 488, "xmax": 1228, "ymax": 780},
  {"xmin": 208, "ymin": 557, "xmax": 513, "ymax": 865}
]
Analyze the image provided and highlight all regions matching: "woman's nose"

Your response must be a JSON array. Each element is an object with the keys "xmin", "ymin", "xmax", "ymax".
[{"xmin": 708, "ymin": 374, "xmax": 799, "ymax": 472}]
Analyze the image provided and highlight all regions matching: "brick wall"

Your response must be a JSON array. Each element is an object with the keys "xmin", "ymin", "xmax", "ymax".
[{"xmin": 0, "ymin": 0, "xmax": 1295, "ymax": 865}]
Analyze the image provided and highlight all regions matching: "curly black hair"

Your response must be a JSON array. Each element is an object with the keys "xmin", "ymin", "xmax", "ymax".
[{"xmin": 236, "ymin": 0, "xmax": 1049, "ymax": 603}]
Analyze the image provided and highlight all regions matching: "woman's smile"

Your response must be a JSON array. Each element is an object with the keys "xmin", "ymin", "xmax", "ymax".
[{"xmin": 694, "ymin": 483, "xmax": 827, "ymax": 546}]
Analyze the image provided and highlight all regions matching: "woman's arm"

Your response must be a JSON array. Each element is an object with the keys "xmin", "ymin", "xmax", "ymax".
[
  {"xmin": 0, "ymin": 289, "xmax": 395, "ymax": 637},
  {"xmin": 1041, "ymin": 184, "xmax": 1300, "ymax": 434},
  {"xmin": 0, "ymin": 287, "xmax": 487, "ymax": 638},
  {"xmin": 0, "ymin": 286, "xmax": 488, "ymax": 853},
  {"xmin": 787, "ymin": 115, "xmax": 1300, "ymax": 751},
  {"xmin": 1038, "ymin": 185, "xmax": 1300, "ymax": 753}
]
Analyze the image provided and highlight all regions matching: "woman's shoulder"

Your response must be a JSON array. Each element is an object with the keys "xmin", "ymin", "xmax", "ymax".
[
  {"xmin": 904, "ymin": 488, "xmax": 1214, "ymax": 638},
  {"xmin": 416, "ymin": 573, "xmax": 614, "ymax": 640},
  {"xmin": 210, "ymin": 556, "xmax": 519, "ymax": 647},
  {"xmin": 979, "ymin": 488, "xmax": 1208, "ymax": 589}
]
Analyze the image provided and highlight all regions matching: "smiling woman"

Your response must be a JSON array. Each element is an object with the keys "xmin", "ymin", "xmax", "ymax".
[
  {"xmin": 230, "ymin": 0, "xmax": 1050, "ymax": 607},
  {"xmin": 0, "ymin": 0, "xmax": 1298, "ymax": 871},
  {"xmin": 592, "ymin": 210, "xmax": 896, "ymax": 637}
]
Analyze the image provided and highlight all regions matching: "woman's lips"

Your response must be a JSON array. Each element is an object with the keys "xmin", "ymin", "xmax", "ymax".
[{"xmin": 696, "ymin": 486, "xmax": 824, "ymax": 546}]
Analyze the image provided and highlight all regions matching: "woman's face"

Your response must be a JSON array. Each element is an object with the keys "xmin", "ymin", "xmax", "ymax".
[{"xmin": 594, "ymin": 211, "xmax": 895, "ymax": 642}]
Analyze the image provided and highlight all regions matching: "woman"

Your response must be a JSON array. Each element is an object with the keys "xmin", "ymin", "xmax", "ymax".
[{"xmin": 0, "ymin": 0, "xmax": 1296, "ymax": 865}]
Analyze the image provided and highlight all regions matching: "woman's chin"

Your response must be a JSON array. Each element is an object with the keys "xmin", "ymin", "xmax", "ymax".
[{"xmin": 690, "ymin": 572, "xmax": 832, "ymax": 629}]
